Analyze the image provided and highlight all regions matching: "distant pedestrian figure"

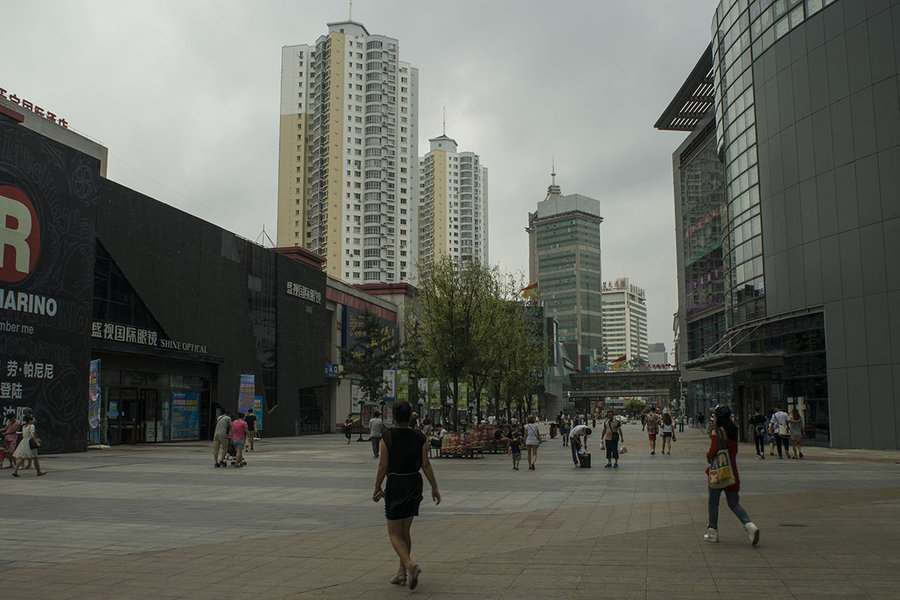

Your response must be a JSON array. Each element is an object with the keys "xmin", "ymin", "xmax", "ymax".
[
  {"xmin": 231, "ymin": 413, "xmax": 248, "ymax": 467},
  {"xmin": 524, "ymin": 414, "xmax": 541, "ymax": 470},
  {"xmin": 749, "ymin": 408, "xmax": 767, "ymax": 460},
  {"xmin": 369, "ymin": 410, "xmax": 384, "ymax": 458},
  {"xmin": 245, "ymin": 409, "xmax": 257, "ymax": 451},
  {"xmin": 12, "ymin": 414, "xmax": 46, "ymax": 477},
  {"xmin": 661, "ymin": 412, "xmax": 674, "ymax": 454},
  {"xmin": 344, "ymin": 414, "xmax": 354, "ymax": 444},
  {"xmin": 769, "ymin": 407, "xmax": 791, "ymax": 459},
  {"xmin": 1, "ymin": 411, "xmax": 19, "ymax": 469},
  {"xmin": 789, "ymin": 408, "xmax": 803, "ymax": 459},
  {"xmin": 569, "ymin": 424, "xmax": 591, "ymax": 466},
  {"xmin": 212, "ymin": 411, "xmax": 232, "ymax": 467},
  {"xmin": 704, "ymin": 405, "xmax": 758, "ymax": 545},
  {"xmin": 373, "ymin": 401, "xmax": 440, "ymax": 590},
  {"xmin": 507, "ymin": 429, "xmax": 522, "ymax": 470},
  {"xmin": 646, "ymin": 407, "xmax": 660, "ymax": 455},
  {"xmin": 600, "ymin": 411, "xmax": 623, "ymax": 468},
  {"xmin": 560, "ymin": 413, "xmax": 571, "ymax": 446}
]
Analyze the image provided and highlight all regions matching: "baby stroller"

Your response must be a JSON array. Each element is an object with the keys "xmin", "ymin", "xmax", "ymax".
[{"xmin": 224, "ymin": 437, "xmax": 246, "ymax": 468}]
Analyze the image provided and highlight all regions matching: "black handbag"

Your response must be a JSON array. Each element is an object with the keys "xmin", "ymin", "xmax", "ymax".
[{"xmin": 29, "ymin": 437, "xmax": 40, "ymax": 449}]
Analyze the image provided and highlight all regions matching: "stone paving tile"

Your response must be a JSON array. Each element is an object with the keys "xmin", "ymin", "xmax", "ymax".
[{"xmin": 3, "ymin": 429, "xmax": 900, "ymax": 599}]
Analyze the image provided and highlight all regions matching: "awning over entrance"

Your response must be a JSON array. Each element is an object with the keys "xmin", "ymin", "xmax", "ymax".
[{"xmin": 685, "ymin": 352, "xmax": 784, "ymax": 375}]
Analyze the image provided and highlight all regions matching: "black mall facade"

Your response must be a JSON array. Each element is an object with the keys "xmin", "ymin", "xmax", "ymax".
[{"xmin": 0, "ymin": 117, "xmax": 329, "ymax": 451}]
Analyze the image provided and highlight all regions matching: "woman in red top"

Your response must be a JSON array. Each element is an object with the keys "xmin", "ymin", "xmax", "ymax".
[{"xmin": 704, "ymin": 405, "xmax": 760, "ymax": 545}]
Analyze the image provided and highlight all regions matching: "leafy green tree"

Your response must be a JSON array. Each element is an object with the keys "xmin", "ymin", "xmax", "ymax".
[
  {"xmin": 625, "ymin": 398, "xmax": 646, "ymax": 416},
  {"xmin": 340, "ymin": 309, "xmax": 400, "ymax": 408}
]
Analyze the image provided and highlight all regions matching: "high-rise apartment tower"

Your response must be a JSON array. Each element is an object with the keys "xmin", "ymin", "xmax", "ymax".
[
  {"xmin": 418, "ymin": 133, "xmax": 488, "ymax": 270},
  {"xmin": 601, "ymin": 277, "xmax": 649, "ymax": 364},
  {"xmin": 277, "ymin": 20, "xmax": 419, "ymax": 284}
]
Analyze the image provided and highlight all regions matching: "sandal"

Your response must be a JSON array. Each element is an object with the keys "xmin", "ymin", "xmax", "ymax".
[
  {"xmin": 389, "ymin": 574, "xmax": 406, "ymax": 585},
  {"xmin": 407, "ymin": 564, "xmax": 421, "ymax": 590}
]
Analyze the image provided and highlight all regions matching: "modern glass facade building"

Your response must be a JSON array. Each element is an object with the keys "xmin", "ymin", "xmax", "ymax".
[
  {"xmin": 527, "ymin": 177, "xmax": 603, "ymax": 369},
  {"xmin": 659, "ymin": 0, "xmax": 900, "ymax": 448}
]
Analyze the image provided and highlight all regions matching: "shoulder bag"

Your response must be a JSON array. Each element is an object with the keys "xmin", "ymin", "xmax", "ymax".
[{"xmin": 708, "ymin": 428, "xmax": 736, "ymax": 489}]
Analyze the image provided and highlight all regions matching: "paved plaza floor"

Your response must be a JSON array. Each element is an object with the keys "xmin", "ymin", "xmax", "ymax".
[{"xmin": 2, "ymin": 423, "xmax": 900, "ymax": 599}]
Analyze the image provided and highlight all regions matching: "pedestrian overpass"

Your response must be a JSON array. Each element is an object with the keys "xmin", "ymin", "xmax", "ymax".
[{"xmin": 568, "ymin": 369, "xmax": 681, "ymax": 409}]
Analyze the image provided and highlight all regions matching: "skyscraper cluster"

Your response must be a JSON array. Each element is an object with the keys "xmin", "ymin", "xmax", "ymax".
[{"xmin": 276, "ymin": 20, "xmax": 488, "ymax": 286}]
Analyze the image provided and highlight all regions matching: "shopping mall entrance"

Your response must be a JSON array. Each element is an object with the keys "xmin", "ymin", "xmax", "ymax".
[{"xmin": 92, "ymin": 353, "xmax": 216, "ymax": 445}]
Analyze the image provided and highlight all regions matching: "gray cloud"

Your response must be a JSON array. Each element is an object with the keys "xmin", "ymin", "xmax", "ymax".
[{"xmin": 3, "ymin": 0, "xmax": 716, "ymax": 351}]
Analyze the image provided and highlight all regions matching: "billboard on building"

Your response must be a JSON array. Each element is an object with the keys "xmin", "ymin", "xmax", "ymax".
[{"xmin": 0, "ymin": 119, "xmax": 99, "ymax": 452}]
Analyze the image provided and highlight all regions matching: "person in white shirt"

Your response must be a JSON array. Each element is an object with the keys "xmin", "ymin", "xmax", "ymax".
[
  {"xmin": 569, "ymin": 424, "xmax": 592, "ymax": 467},
  {"xmin": 769, "ymin": 407, "xmax": 791, "ymax": 459}
]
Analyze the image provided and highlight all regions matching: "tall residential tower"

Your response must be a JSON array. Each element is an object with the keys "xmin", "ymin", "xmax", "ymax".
[
  {"xmin": 418, "ymin": 133, "xmax": 488, "ymax": 270},
  {"xmin": 601, "ymin": 277, "xmax": 649, "ymax": 364},
  {"xmin": 277, "ymin": 21, "xmax": 419, "ymax": 284},
  {"xmin": 527, "ymin": 174, "xmax": 603, "ymax": 368}
]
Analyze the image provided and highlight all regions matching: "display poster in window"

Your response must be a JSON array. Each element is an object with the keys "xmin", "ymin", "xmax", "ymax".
[
  {"xmin": 170, "ymin": 390, "xmax": 200, "ymax": 440},
  {"xmin": 88, "ymin": 359, "xmax": 101, "ymax": 428},
  {"xmin": 0, "ymin": 120, "xmax": 99, "ymax": 452}
]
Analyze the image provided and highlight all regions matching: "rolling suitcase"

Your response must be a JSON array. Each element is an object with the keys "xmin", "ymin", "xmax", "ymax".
[{"xmin": 578, "ymin": 452, "xmax": 591, "ymax": 468}]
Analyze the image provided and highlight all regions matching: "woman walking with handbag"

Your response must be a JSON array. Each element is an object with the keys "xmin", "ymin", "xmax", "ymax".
[
  {"xmin": 12, "ymin": 414, "xmax": 46, "ymax": 477},
  {"xmin": 704, "ymin": 405, "xmax": 758, "ymax": 545},
  {"xmin": 524, "ymin": 414, "xmax": 541, "ymax": 470},
  {"xmin": 600, "ymin": 411, "xmax": 623, "ymax": 468}
]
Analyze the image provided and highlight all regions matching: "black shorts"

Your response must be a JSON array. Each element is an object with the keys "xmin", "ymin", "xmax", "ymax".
[{"xmin": 385, "ymin": 472, "xmax": 423, "ymax": 520}]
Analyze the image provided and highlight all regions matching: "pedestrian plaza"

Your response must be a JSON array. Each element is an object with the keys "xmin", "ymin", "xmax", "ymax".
[{"xmin": 2, "ymin": 424, "xmax": 899, "ymax": 599}]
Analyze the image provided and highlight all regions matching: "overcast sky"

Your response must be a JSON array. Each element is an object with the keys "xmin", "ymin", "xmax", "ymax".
[{"xmin": 4, "ymin": 0, "xmax": 717, "ymax": 353}]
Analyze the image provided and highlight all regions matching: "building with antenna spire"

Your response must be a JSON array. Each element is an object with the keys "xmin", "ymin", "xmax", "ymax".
[
  {"xmin": 526, "ymin": 169, "xmax": 603, "ymax": 369},
  {"xmin": 417, "ymin": 127, "xmax": 488, "ymax": 270}
]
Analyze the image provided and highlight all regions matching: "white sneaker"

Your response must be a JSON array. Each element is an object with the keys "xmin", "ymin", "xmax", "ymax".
[
  {"xmin": 703, "ymin": 527, "xmax": 719, "ymax": 543},
  {"xmin": 744, "ymin": 522, "xmax": 760, "ymax": 546}
]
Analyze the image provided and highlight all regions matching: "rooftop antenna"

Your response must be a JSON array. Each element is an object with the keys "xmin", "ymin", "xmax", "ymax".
[
  {"xmin": 442, "ymin": 106, "xmax": 446, "ymax": 136},
  {"xmin": 551, "ymin": 156, "xmax": 556, "ymax": 186},
  {"xmin": 256, "ymin": 225, "xmax": 276, "ymax": 248},
  {"xmin": 349, "ymin": 0, "xmax": 353, "ymax": 20}
]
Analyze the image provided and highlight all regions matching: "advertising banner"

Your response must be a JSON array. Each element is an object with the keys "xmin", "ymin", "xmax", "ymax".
[
  {"xmin": 238, "ymin": 374, "xmax": 255, "ymax": 414},
  {"xmin": 383, "ymin": 369, "xmax": 396, "ymax": 402},
  {"xmin": 170, "ymin": 390, "xmax": 200, "ymax": 440},
  {"xmin": 457, "ymin": 383, "xmax": 468, "ymax": 410},
  {"xmin": 429, "ymin": 379, "xmax": 440, "ymax": 409},
  {"xmin": 0, "ymin": 120, "xmax": 99, "ymax": 452},
  {"xmin": 88, "ymin": 359, "xmax": 101, "ymax": 429},
  {"xmin": 397, "ymin": 369, "xmax": 409, "ymax": 403},
  {"xmin": 253, "ymin": 395, "xmax": 263, "ymax": 431}
]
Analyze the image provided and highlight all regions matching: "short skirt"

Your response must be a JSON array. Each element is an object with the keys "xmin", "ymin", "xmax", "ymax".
[{"xmin": 385, "ymin": 472, "xmax": 423, "ymax": 520}]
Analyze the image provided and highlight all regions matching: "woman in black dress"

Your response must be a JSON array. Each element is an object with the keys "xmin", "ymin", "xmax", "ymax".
[{"xmin": 373, "ymin": 401, "xmax": 440, "ymax": 590}]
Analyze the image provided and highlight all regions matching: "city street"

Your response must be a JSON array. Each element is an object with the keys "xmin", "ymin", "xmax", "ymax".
[{"xmin": 2, "ymin": 424, "xmax": 899, "ymax": 599}]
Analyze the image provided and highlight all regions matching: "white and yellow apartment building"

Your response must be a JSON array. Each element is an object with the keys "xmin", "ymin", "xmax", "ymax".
[
  {"xmin": 277, "ymin": 20, "xmax": 419, "ymax": 284},
  {"xmin": 417, "ymin": 134, "xmax": 488, "ymax": 270}
]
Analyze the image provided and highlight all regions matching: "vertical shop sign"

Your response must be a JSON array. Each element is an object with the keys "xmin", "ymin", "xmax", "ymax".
[
  {"xmin": 88, "ymin": 359, "xmax": 101, "ymax": 428},
  {"xmin": 397, "ymin": 370, "xmax": 409, "ymax": 403},
  {"xmin": 457, "ymin": 383, "xmax": 468, "ymax": 410},
  {"xmin": 0, "ymin": 120, "xmax": 99, "ymax": 452},
  {"xmin": 253, "ymin": 396, "xmax": 263, "ymax": 431},
  {"xmin": 382, "ymin": 369, "xmax": 396, "ymax": 402},
  {"xmin": 428, "ymin": 379, "xmax": 440, "ymax": 409},
  {"xmin": 238, "ymin": 374, "xmax": 255, "ymax": 414}
]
